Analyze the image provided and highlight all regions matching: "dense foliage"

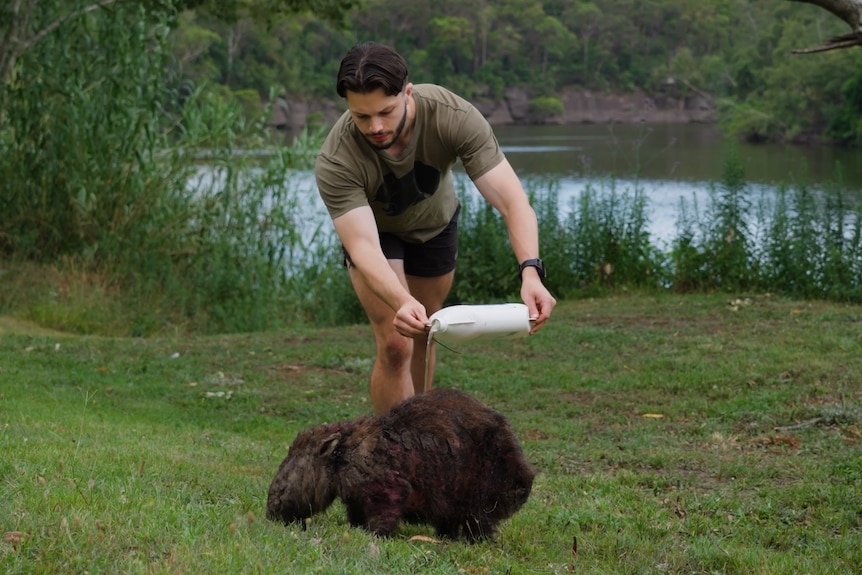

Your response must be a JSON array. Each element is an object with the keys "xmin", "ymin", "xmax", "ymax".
[
  {"xmin": 0, "ymin": 1, "xmax": 356, "ymax": 333},
  {"xmin": 1, "ymin": 0, "xmax": 860, "ymax": 336},
  {"xmin": 170, "ymin": 0, "xmax": 862, "ymax": 144},
  {"xmin": 454, "ymin": 157, "xmax": 862, "ymax": 307}
]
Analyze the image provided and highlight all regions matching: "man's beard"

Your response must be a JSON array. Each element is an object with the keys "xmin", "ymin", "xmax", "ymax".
[{"xmin": 367, "ymin": 101, "xmax": 408, "ymax": 151}]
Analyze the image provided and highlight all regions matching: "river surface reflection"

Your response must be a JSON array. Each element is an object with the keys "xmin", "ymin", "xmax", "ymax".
[
  {"xmin": 494, "ymin": 123, "xmax": 862, "ymax": 187},
  {"xmin": 486, "ymin": 124, "xmax": 862, "ymax": 243},
  {"xmin": 256, "ymin": 124, "xmax": 862, "ymax": 247}
]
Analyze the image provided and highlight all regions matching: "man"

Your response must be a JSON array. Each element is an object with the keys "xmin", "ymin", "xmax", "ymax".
[{"xmin": 315, "ymin": 42, "xmax": 556, "ymax": 413}]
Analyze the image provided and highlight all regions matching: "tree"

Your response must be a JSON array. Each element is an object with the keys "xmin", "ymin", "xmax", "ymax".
[
  {"xmin": 0, "ymin": 0, "xmax": 360, "ymax": 90},
  {"xmin": 563, "ymin": 2, "xmax": 601, "ymax": 84},
  {"xmin": 427, "ymin": 16, "xmax": 473, "ymax": 78}
]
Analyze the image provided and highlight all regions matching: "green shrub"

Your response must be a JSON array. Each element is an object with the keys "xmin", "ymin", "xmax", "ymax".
[
  {"xmin": 231, "ymin": 88, "xmax": 264, "ymax": 121},
  {"xmin": 528, "ymin": 96, "xmax": 565, "ymax": 123}
]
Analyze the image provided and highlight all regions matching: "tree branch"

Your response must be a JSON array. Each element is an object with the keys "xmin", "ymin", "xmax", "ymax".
[
  {"xmin": 1, "ymin": 0, "xmax": 121, "ymax": 88},
  {"xmin": 786, "ymin": 0, "xmax": 862, "ymax": 52},
  {"xmin": 21, "ymin": 0, "xmax": 121, "ymax": 52}
]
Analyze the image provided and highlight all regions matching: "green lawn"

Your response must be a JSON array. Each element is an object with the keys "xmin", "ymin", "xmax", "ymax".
[{"xmin": 2, "ymin": 293, "xmax": 861, "ymax": 574}]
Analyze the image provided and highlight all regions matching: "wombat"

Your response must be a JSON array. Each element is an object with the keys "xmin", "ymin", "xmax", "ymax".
[{"xmin": 266, "ymin": 387, "xmax": 536, "ymax": 541}]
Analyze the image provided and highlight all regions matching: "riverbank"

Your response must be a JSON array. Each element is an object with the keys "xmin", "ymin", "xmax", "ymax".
[{"xmin": 269, "ymin": 87, "xmax": 717, "ymax": 133}]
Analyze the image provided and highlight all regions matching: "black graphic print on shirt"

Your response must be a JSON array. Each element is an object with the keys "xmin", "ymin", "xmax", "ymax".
[{"xmin": 373, "ymin": 161, "xmax": 441, "ymax": 216}]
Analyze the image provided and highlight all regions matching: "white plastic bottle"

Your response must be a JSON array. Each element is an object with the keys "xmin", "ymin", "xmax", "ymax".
[{"xmin": 428, "ymin": 303, "xmax": 532, "ymax": 344}]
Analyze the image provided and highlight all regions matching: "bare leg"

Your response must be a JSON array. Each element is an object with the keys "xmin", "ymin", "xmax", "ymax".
[
  {"xmin": 349, "ymin": 262, "xmax": 453, "ymax": 413},
  {"xmin": 349, "ymin": 262, "xmax": 412, "ymax": 413}
]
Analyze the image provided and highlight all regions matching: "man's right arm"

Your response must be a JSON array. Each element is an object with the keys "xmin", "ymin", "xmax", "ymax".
[{"xmin": 332, "ymin": 206, "xmax": 430, "ymax": 337}]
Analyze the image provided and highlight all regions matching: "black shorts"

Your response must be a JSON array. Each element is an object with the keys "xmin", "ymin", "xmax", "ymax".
[{"xmin": 343, "ymin": 203, "xmax": 460, "ymax": 278}]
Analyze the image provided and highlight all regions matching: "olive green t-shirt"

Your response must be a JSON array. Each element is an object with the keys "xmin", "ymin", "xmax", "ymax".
[{"xmin": 315, "ymin": 84, "xmax": 505, "ymax": 243}]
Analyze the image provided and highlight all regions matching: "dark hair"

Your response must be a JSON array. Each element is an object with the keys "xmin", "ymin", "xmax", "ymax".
[{"xmin": 336, "ymin": 42, "xmax": 408, "ymax": 98}]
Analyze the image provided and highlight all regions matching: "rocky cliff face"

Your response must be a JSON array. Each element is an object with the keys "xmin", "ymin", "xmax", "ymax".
[
  {"xmin": 269, "ymin": 87, "xmax": 716, "ymax": 133},
  {"xmin": 474, "ymin": 87, "xmax": 716, "ymax": 125}
]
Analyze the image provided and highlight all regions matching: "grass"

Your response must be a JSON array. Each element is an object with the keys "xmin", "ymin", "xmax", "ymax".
[{"xmin": 2, "ymin": 292, "xmax": 861, "ymax": 574}]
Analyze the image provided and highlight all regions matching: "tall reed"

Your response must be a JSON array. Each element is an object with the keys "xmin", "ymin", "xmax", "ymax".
[
  {"xmin": 452, "ymin": 152, "xmax": 859, "ymax": 307},
  {"xmin": 0, "ymin": 4, "xmax": 353, "ymax": 334},
  {"xmin": 668, "ymin": 152, "xmax": 861, "ymax": 300},
  {"xmin": 671, "ymin": 147, "xmax": 755, "ymax": 292},
  {"xmin": 0, "ymin": 5, "xmax": 177, "ymax": 259},
  {"xmin": 450, "ymin": 177, "xmax": 666, "ymax": 303},
  {"xmin": 761, "ymin": 182, "xmax": 862, "ymax": 301}
]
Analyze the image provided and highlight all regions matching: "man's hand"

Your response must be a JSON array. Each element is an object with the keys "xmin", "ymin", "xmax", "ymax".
[
  {"xmin": 393, "ymin": 299, "xmax": 430, "ymax": 339},
  {"xmin": 521, "ymin": 275, "xmax": 556, "ymax": 334}
]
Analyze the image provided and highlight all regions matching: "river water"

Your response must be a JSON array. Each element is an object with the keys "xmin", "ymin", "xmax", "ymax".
[
  {"xmin": 494, "ymin": 123, "xmax": 862, "ymax": 185},
  {"xmin": 258, "ymin": 123, "xmax": 861, "ymax": 247},
  {"xmin": 488, "ymin": 123, "xmax": 862, "ymax": 244}
]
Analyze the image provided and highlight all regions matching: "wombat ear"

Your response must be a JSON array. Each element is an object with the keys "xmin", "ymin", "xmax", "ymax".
[{"xmin": 318, "ymin": 433, "xmax": 341, "ymax": 457}]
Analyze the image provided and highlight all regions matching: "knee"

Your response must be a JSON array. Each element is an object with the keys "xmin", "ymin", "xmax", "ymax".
[{"xmin": 377, "ymin": 334, "xmax": 412, "ymax": 371}]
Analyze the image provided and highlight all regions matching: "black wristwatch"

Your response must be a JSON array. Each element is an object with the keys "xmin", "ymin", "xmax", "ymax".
[{"xmin": 518, "ymin": 258, "xmax": 546, "ymax": 280}]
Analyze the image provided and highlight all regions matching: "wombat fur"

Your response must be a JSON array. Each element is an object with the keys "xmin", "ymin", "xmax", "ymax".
[{"xmin": 266, "ymin": 387, "xmax": 536, "ymax": 541}]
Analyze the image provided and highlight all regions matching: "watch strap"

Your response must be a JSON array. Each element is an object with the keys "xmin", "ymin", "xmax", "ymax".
[{"xmin": 518, "ymin": 258, "xmax": 546, "ymax": 280}]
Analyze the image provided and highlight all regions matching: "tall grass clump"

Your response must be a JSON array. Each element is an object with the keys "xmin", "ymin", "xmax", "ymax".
[
  {"xmin": 450, "ymin": 181, "xmax": 528, "ymax": 303},
  {"xmin": 452, "ymin": 177, "xmax": 666, "ymax": 303},
  {"xmin": 670, "ymin": 148, "xmax": 755, "ymax": 292},
  {"xmin": 0, "ymin": 3, "xmax": 358, "ymax": 334},
  {"xmin": 761, "ymin": 181, "xmax": 862, "ymax": 301},
  {"xmin": 669, "ymin": 150, "xmax": 862, "ymax": 301},
  {"xmin": 0, "ymin": 3, "xmax": 178, "ymax": 260},
  {"xmin": 454, "ymin": 149, "xmax": 860, "ymax": 308},
  {"xmin": 560, "ymin": 179, "xmax": 667, "ymax": 294}
]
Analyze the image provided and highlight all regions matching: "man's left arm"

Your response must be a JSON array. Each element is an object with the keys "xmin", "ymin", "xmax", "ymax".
[{"xmin": 472, "ymin": 159, "xmax": 556, "ymax": 332}]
